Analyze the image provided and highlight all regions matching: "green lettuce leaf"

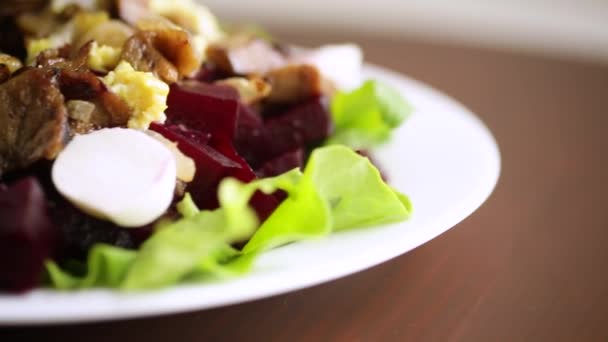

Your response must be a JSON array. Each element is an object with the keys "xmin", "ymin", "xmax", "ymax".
[
  {"xmin": 303, "ymin": 145, "xmax": 411, "ymax": 231},
  {"xmin": 243, "ymin": 145, "xmax": 411, "ymax": 253},
  {"xmin": 328, "ymin": 80, "xmax": 413, "ymax": 149},
  {"xmin": 46, "ymin": 245, "xmax": 137, "ymax": 290},
  {"xmin": 46, "ymin": 145, "xmax": 411, "ymax": 290}
]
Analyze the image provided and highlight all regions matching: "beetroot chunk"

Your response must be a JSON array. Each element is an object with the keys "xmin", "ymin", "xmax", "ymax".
[
  {"xmin": 264, "ymin": 97, "xmax": 333, "ymax": 156},
  {"xmin": 234, "ymin": 104, "xmax": 267, "ymax": 168},
  {"xmin": 255, "ymin": 149, "xmax": 304, "ymax": 178},
  {"xmin": 0, "ymin": 177, "xmax": 59, "ymax": 292},
  {"xmin": 235, "ymin": 97, "xmax": 333, "ymax": 168},
  {"xmin": 167, "ymin": 81, "xmax": 240, "ymax": 142},
  {"xmin": 151, "ymin": 122, "xmax": 279, "ymax": 220},
  {"xmin": 159, "ymin": 80, "xmax": 284, "ymax": 219},
  {"xmin": 151, "ymin": 123, "xmax": 250, "ymax": 208}
]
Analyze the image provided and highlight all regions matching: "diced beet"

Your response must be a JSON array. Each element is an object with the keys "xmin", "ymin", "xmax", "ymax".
[
  {"xmin": 0, "ymin": 177, "xmax": 59, "ymax": 292},
  {"xmin": 264, "ymin": 97, "xmax": 333, "ymax": 157},
  {"xmin": 151, "ymin": 123, "xmax": 248, "ymax": 208},
  {"xmin": 166, "ymin": 81, "xmax": 240, "ymax": 142},
  {"xmin": 150, "ymin": 123, "xmax": 211, "ymax": 151},
  {"xmin": 151, "ymin": 123, "xmax": 279, "ymax": 219},
  {"xmin": 249, "ymin": 192, "xmax": 279, "ymax": 223},
  {"xmin": 208, "ymin": 137, "xmax": 281, "ymax": 222},
  {"xmin": 235, "ymin": 98, "xmax": 333, "ymax": 168},
  {"xmin": 159, "ymin": 79, "xmax": 285, "ymax": 219},
  {"xmin": 234, "ymin": 104, "xmax": 268, "ymax": 168},
  {"xmin": 255, "ymin": 149, "xmax": 304, "ymax": 178}
]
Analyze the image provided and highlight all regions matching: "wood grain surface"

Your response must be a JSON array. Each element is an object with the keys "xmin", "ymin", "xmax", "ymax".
[{"xmin": 3, "ymin": 30, "xmax": 608, "ymax": 341}]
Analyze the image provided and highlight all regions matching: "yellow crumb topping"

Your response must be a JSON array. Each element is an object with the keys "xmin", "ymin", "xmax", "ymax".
[{"xmin": 103, "ymin": 61, "xmax": 169, "ymax": 130}]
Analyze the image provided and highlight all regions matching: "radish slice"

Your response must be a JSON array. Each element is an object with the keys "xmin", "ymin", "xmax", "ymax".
[
  {"xmin": 52, "ymin": 128, "xmax": 177, "ymax": 227},
  {"xmin": 290, "ymin": 44, "xmax": 363, "ymax": 90}
]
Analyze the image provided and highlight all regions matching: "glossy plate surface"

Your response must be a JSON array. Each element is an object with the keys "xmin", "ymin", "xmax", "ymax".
[{"xmin": 0, "ymin": 64, "xmax": 501, "ymax": 325}]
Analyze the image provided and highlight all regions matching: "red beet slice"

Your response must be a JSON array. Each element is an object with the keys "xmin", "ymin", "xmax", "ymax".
[
  {"xmin": 150, "ymin": 123, "xmax": 279, "ymax": 218},
  {"xmin": 264, "ymin": 97, "xmax": 333, "ymax": 156},
  {"xmin": 164, "ymin": 123, "xmax": 211, "ymax": 146},
  {"xmin": 160, "ymin": 80, "xmax": 282, "ymax": 220},
  {"xmin": 235, "ymin": 97, "xmax": 333, "ymax": 168},
  {"xmin": 255, "ymin": 148, "xmax": 304, "ymax": 178},
  {"xmin": 166, "ymin": 81, "xmax": 240, "ymax": 142},
  {"xmin": 151, "ymin": 123, "xmax": 248, "ymax": 208},
  {"xmin": 0, "ymin": 177, "xmax": 59, "ymax": 292},
  {"xmin": 234, "ymin": 104, "xmax": 267, "ymax": 168}
]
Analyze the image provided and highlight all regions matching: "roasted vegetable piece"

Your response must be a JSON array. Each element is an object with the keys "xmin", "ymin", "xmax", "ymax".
[
  {"xmin": 121, "ymin": 31, "xmax": 180, "ymax": 84},
  {"xmin": 136, "ymin": 18, "xmax": 201, "ymax": 76},
  {"xmin": 0, "ymin": 68, "xmax": 68, "ymax": 176},
  {"xmin": 215, "ymin": 76, "xmax": 271, "ymax": 105},
  {"xmin": 121, "ymin": 19, "xmax": 202, "ymax": 83},
  {"xmin": 58, "ymin": 69, "xmax": 132, "ymax": 127},
  {"xmin": 266, "ymin": 64, "xmax": 335, "ymax": 104}
]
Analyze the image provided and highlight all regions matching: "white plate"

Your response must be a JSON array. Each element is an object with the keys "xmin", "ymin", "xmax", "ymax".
[{"xmin": 0, "ymin": 64, "xmax": 500, "ymax": 325}]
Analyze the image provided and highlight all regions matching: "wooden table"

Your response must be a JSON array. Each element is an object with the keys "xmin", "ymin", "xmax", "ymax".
[{"xmin": 3, "ymin": 31, "xmax": 608, "ymax": 341}]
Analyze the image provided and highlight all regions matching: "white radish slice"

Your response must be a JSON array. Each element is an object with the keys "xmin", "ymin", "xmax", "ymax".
[
  {"xmin": 290, "ymin": 44, "xmax": 363, "ymax": 90},
  {"xmin": 52, "ymin": 128, "xmax": 177, "ymax": 227}
]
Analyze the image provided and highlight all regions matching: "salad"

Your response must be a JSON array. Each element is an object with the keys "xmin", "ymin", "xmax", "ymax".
[{"xmin": 0, "ymin": 0, "xmax": 412, "ymax": 293}]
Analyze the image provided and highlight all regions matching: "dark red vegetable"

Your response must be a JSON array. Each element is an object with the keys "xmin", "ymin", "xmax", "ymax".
[
  {"xmin": 235, "ymin": 97, "xmax": 333, "ymax": 168},
  {"xmin": 234, "ymin": 104, "xmax": 267, "ymax": 168},
  {"xmin": 166, "ymin": 81, "xmax": 240, "ymax": 142},
  {"xmin": 151, "ymin": 123, "xmax": 249, "ymax": 206},
  {"xmin": 255, "ymin": 148, "xmax": 304, "ymax": 178},
  {"xmin": 157, "ymin": 81, "xmax": 287, "ymax": 218},
  {"xmin": 0, "ymin": 177, "xmax": 59, "ymax": 292},
  {"xmin": 264, "ymin": 96, "xmax": 333, "ymax": 156},
  {"xmin": 150, "ymin": 122, "xmax": 279, "ymax": 221}
]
